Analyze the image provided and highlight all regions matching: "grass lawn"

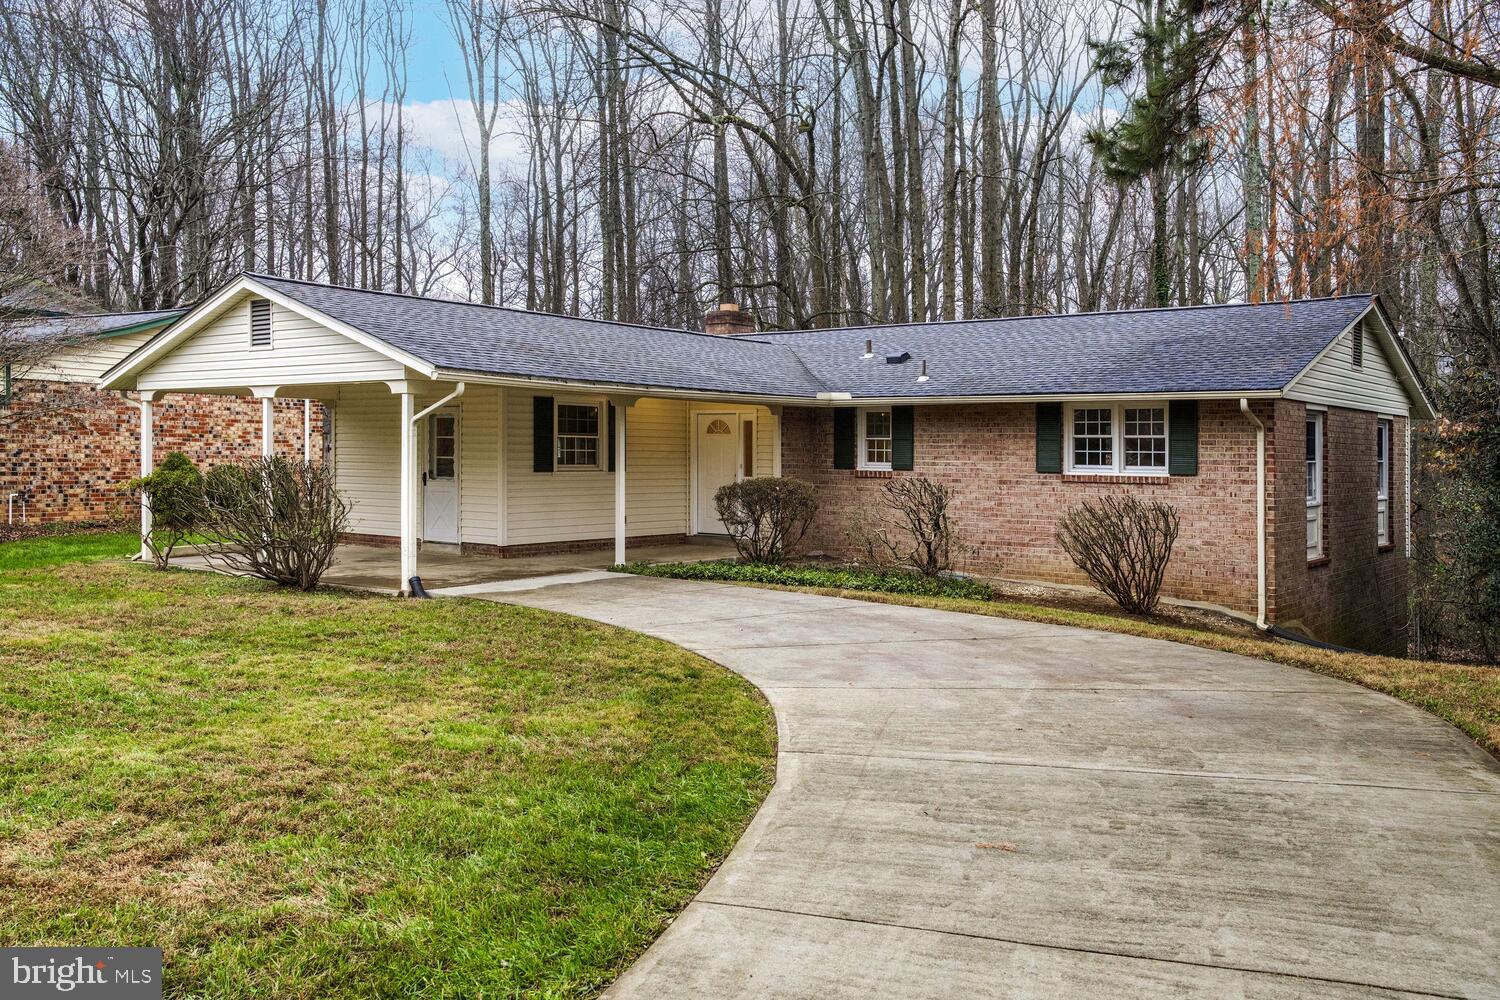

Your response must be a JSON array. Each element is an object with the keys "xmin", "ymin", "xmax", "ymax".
[
  {"xmin": 0, "ymin": 541, "xmax": 775, "ymax": 998},
  {"xmin": 619, "ymin": 564, "xmax": 1500, "ymax": 757},
  {"xmin": 0, "ymin": 528, "xmax": 138, "ymax": 571}
]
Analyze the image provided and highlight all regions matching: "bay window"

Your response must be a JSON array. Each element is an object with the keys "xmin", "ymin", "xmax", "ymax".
[{"xmin": 1066, "ymin": 403, "xmax": 1168, "ymax": 475}]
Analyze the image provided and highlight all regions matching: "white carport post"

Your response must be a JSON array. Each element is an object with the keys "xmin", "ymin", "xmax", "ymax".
[
  {"xmin": 612, "ymin": 398, "xmax": 632, "ymax": 567},
  {"xmin": 303, "ymin": 400, "xmax": 313, "ymax": 462},
  {"xmin": 398, "ymin": 387, "xmax": 417, "ymax": 594},
  {"xmin": 250, "ymin": 386, "xmax": 279, "ymax": 457},
  {"xmin": 137, "ymin": 391, "xmax": 155, "ymax": 561}
]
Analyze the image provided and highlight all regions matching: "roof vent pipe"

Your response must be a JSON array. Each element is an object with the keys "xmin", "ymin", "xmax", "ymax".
[
  {"xmin": 863, "ymin": 339, "xmax": 874, "ymax": 359},
  {"xmin": 917, "ymin": 359, "xmax": 929, "ymax": 383}
]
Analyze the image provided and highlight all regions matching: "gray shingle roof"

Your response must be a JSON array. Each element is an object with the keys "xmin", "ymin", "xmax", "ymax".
[
  {"xmin": 11, "ymin": 309, "xmax": 185, "ymax": 341},
  {"xmin": 759, "ymin": 296, "xmax": 1375, "ymax": 397},
  {"xmin": 249, "ymin": 273, "xmax": 1373, "ymax": 400},
  {"xmin": 253, "ymin": 274, "xmax": 824, "ymax": 398}
]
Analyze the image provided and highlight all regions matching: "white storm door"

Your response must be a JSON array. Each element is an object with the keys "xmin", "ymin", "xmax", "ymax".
[
  {"xmin": 423, "ymin": 409, "xmax": 460, "ymax": 543},
  {"xmin": 695, "ymin": 412, "xmax": 742, "ymax": 535}
]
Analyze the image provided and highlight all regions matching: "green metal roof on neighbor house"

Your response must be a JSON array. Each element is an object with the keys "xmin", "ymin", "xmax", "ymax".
[
  {"xmin": 12, "ymin": 308, "xmax": 186, "ymax": 340},
  {"xmin": 104, "ymin": 272, "xmax": 1436, "ymax": 417}
]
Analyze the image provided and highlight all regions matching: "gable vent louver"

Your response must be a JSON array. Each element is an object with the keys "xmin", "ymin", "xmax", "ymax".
[
  {"xmin": 250, "ymin": 299, "xmax": 272, "ymax": 348},
  {"xmin": 1352, "ymin": 328, "xmax": 1363, "ymax": 367}
]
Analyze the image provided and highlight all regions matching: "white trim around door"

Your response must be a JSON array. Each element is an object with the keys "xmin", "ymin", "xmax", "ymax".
[
  {"xmin": 422, "ymin": 406, "xmax": 461, "ymax": 543},
  {"xmin": 691, "ymin": 408, "xmax": 756, "ymax": 535}
]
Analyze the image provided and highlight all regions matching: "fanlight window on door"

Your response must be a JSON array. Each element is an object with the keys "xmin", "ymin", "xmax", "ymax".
[{"xmin": 705, "ymin": 418, "xmax": 732, "ymax": 435}]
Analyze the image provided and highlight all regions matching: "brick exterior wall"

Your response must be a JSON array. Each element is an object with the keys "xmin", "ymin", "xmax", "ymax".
[
  {"xmin": 1268, "ymin": 400, "xmax": 1409, "ymax": 654},
  {"xmin": 2, "ymin": 379, "xmax": 326, "ymax": 524},
  {"xmin": 781, "ymin": 400, "xmax": 1266, "ymax": 614},
  {"xmin": 780, "ymin": 399, "xmax": 1412, "ymax": 652}
]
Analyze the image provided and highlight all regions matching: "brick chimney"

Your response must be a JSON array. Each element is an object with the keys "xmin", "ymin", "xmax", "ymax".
[{"xmin": 703, "ymin": 300, "xmax": 756, "ymax": 336}]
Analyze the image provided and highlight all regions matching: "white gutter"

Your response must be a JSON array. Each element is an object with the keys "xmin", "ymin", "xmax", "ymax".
[
  {"xmin": 1238, "ymin": 398, "xmax": 1269, "ymax": 630},
  {"xmin": 413, "ymin": 382, "xmax": 465, "ymax": 423},
  {"xmin": 432, "ymin": 367, "xmax": 1283, "ymax": 408}
]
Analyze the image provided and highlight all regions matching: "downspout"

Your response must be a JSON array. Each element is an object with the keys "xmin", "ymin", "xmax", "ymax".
[
  {"xmin": 412, "ymin": 382, "xmax": 466, "ymax": 424},
  {"xmin": 1238, "ymin": 398, "xmax": 1268, "ymax": 630}
]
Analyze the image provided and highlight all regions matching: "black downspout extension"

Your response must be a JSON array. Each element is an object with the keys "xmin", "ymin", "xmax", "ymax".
[
  {"xmin": 1262, "ymin": 623, "xmax": 1366, "ymax": 655},
  {"xmin": 408, "ymin": 576, "xmax": 431, "ymax": 599}
]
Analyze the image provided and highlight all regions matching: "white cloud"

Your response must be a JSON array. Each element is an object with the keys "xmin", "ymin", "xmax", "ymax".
[{"xmin": 365, "ymin": 98, "xmax": 532, "ymax": 171}]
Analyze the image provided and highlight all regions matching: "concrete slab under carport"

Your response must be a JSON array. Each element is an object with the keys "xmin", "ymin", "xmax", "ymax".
[
  {"xmin": 462, "ymin": 574, "xmax": 1500, "ymax": 1000},
  {"xmin": 171, "ymin": 537, "xmax": 737, "ymax": 593}
]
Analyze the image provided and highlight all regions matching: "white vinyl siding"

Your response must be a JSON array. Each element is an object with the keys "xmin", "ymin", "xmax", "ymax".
[
  {"xmin": 506, "ymin": 393, "xmax": 691, "ymax": 545},
  {"xmin": 1286, "ymin": 317, "xmax": 1412, "ymax": 416},
  {"xmin": 138, "ymin": 296, "xmax": 405, "ymax": 391},
  {"xmin": 333, "ymin": 383, "xmax": 402, "ymax": 537},
  {"xmin": 332, "ymin": 387, "xmax": 780, "ymax": 548},
  {"xmin": 24, "ymin": 329, "xmax": 157, "ymax": 382},
  {"xmin": 458, "ymin": 386, "xmax": 501, "ymax": 546},
  {"xmin": 1306, "ymin": 412, "xmax": 1324, "ymax": 560}
]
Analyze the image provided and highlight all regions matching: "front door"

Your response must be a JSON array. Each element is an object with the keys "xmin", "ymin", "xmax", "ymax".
[
  {"xmin": 695, "ymin": 412, "xmax": 741, "ymax": 534},
  {"xmin": 423, "ymin": 409, "xmax": 459, "ymax": 543}
]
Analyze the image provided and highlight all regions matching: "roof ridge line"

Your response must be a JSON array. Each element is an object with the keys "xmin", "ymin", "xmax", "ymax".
[
  {"xmin": 245, "ymin": 270, "xmax": 793, "ymax": 348},
  {"xmin": 752, "ymin": 294, "xmax": 1376, "ymax": 337}
]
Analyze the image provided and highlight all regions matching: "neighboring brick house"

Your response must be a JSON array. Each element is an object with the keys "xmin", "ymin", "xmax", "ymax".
[
  {"xmin": 101, "ymin": 273, "xmax": 1433, "ymax": 652},
  {"xmin": 3, "ymin": 310, "xmax": 324, "ymax": 525}
]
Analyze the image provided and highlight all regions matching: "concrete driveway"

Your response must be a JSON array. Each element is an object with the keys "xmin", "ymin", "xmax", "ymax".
[{"xmin": 461, "ymin": 574, "xmax": 1500, "ymax": 999}]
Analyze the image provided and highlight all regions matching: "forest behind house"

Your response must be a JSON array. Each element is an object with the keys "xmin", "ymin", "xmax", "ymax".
[{"xmin": 0, "ymin": 0, "xmax": 1496, "ymax": 658}]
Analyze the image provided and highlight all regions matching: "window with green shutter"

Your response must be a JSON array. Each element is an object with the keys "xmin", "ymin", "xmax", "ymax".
[
  {"xmin": 1035, "ymin": 403, "xmax": 1062, "ymax": 473},
  {"xmin": 1167, "ymin": 400, "xmax": 1198, "ymax": 476},
  {"xmin": 833, "ymin": 408, "xmax": 856, "ymax": 469},
  {"xmin": 532, "ymin": 395, "xmax": 554, "ymax": 472}
]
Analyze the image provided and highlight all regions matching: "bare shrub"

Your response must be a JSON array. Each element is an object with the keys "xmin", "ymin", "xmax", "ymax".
[
  {"xmin": 124, "ymin": 451, "xmax": 203, "ymax": 569},
  {"xmin": 714, "ymin": 477, "xmax": 818, "ymax": 564},
  {"xmin": 1056, "ymin": 495, "xmax": 1180, "ymax": 614},
  {"xmin": 201, "ymin": 457, "xmax": 350, "ymax": 590},
  {"xmin": 844, "ymin": 477, "xmax": 967, "ymax": 576}
]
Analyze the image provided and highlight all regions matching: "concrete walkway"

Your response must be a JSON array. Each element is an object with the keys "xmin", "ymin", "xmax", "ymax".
[{"xmin": 461, "ymin": 575, "xmax": 1500, "ymax": 999}]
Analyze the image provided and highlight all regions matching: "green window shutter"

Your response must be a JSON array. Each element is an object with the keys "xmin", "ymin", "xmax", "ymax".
[
  {"xmin": 833, "ymin": 408, "xmax": 856, "ymax": 469},
  {"xmin": 1169, "ymin": 400, "xmax": 1199, "ymax": 476},
  {"xmin": 892, "ymin": 405, "xmax": 915, "ymax": 470},
  {"xmin": 1035, "ymin": 403, "xmax": 1062, "ymax": 473},
  {"xmin": 607, "ymin": 402, "xmax": 617, "ymax": 472},
  {"xmin": 533, "ymin": 395, "xmax": 554, "ymax": 473}
]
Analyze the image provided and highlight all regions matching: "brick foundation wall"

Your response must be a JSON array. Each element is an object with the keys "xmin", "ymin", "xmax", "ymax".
[
  {"xmin": 780, "ymin": 400, "xmax": 1267, "ymax": 615},
  {"xmin": 2, "ymin": 379, "xmax": 326, "ymax": 524},
  {"xmin": 1269, "ymin": 400, "xmax": 1409, "ymax": 654}
]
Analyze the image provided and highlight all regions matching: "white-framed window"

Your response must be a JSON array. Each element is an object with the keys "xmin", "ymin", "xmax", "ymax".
[
  {"xmin": 555, "ymin": 400, "xmax": 602, "ymax": 469},
  {"xmin": 249, "ymin": 298, "xmax": 273, "ymax": 349},
  {"xmin": 429, "ymin": 411, "xmax": 457, "ymax": 480},
  {"xmin": 858, "ymin": 407, "xmax": 892, "ymax": 470},
  {"xmin": 1066, "ymin": 403, "xmax": 1168, "ymax": 475},
  {"xmin": 1376, "ymin": 418, "xmax": 1391, "ymax": 546},
  {"xmin": 1306, "ymin": 411, "xmax": 1324, "ymax": 560}
]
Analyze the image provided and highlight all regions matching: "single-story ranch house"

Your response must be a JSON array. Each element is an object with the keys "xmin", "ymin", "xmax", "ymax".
[
  {"xmin": 102, "ymin": 272, "xmax": 1434, "ymax": 653},
  {"xmin": 4, "ymin": 307, "xmax": 323, "ymax": 523}
]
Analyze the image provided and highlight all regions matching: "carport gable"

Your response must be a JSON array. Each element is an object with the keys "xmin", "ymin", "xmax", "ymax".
[{"xmin": 100, "ymin": 275, "xmax": 432, "ymax": 394}]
